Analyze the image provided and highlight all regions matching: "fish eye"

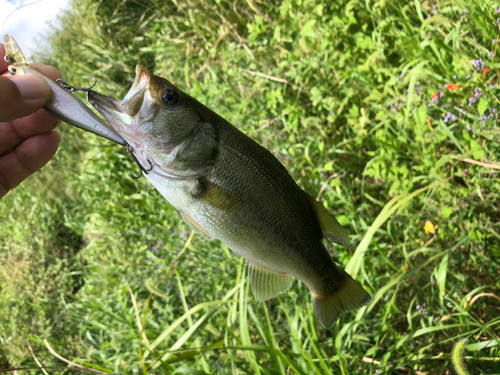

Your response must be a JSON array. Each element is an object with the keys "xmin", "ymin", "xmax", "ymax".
[{"xmin": 161, "ymin": 88, "xmax": 179, "ymax": 106}]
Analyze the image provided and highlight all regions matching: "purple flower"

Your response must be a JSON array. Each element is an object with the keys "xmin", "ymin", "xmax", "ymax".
[
  {"xmin": 309, "ymin": 179, "xmax": 313, "ymax": 183},
  {"xmin": 363, "ymin": 147, "xmax": 367, "ymax": 152},
  {"xmin": 490, "ymin": 84, "xmax": 495, "ymax": 89},
  {"xmin": 489, "ymin": 51, "xmax": 496, "ymax": 57},
  {"xmin": 496, "ymin": 7, "xmax": 500, "ymax": 14},
  {"xmin": 472, "ymin": 59, "xmax": 484, "ymax": 72},
  {"xmin": 494, "ymin": 39, "xmax": 498, "ymax": 44},
  {"xmin": 180, "ymin": 230, "xmax": 188, "ymax": 238},
  {"xmin": 444, "ymin": 84, "xmax": 448, "ymax": 89},
  {"xmin": 157, "ymin": 316, "xmax": 161, "ymax": 322},
  {"xmin": 341, "ymin": 171, "xmax": 347, "ymax": 178},
  {"xmin": 444, "ymin": 112, "xmax": 454, "ymax": 123},
  {"xmin": 350, "ymin": 173, "xmax": 354, "ymax": 177},
  {"xmin": 463, "ymin": 9, "xmax": 468, "ymax": 14},
  {"xmin": 453, "ymin": 75, "xmax": 457, "ymax": 79},
  {"xmin": 466, "ymin": 74, "xmax": 471, "ymax": 79},
  {"xmin": 375, "ymin": 179, "xmax": 380, "ymax": 184},
  {"xmin": 460, "ymin": 108, "xmax": 465, "ymax": 115}
]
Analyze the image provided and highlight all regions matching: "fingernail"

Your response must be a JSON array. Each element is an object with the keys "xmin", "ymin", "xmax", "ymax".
[{"xmin": 11, "ymin": 74, "xmax": 50, "ymax": 100}]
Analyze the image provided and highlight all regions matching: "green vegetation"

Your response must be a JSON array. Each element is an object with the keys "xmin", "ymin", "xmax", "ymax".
[{"xmin": 1, "ymin": 0, "xmax": 499, "ymax": 373}]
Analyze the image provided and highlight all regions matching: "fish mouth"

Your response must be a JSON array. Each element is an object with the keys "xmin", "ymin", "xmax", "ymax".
[{"xmin": 87, "ymin": 64, "xmax": 152, "ymax": 133}]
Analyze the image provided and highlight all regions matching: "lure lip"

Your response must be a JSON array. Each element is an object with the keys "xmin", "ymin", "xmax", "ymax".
[{"xmin": 3, "ymin": 34, "xmax": 27, "ymax": 66}]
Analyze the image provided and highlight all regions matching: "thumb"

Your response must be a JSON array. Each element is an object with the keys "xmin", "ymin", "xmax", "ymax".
[{"xmin": 0, "ymin": 74, "xmax": 51, "ymax": 122}]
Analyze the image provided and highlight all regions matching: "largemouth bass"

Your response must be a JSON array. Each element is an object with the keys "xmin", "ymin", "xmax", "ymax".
[{"xmin": 87, "ymin": 65, "xmax": 370, "ymax": 328}]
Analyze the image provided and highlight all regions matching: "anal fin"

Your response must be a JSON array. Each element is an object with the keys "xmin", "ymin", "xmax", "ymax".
[
  {"xmin": 312, "ymin": 271, "xmax": 371, "ymax": 329},
  {"xmin": 247, "ymin": 262, "xmax": 293, "ymax": 302}
]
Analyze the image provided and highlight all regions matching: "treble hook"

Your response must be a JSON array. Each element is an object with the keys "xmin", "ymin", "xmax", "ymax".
[
  {"xmin": 56, "ymin": 77, "xmax": 97, "ymax": 92},
  {"xmin": 126, "ymin": 144, "xmax": 153, "ymax": 179}
]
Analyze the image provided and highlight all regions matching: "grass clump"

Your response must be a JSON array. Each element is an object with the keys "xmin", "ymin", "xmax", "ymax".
[{"xmin": 1, "ymin": 0, "xmax": 499, "ymax": 373}]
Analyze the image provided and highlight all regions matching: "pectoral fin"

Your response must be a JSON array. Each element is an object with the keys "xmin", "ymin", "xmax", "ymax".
[
  {"xmin": 307, "ymin": 194, "xmax": 350, "ymax": 248},
  {"xmin": 247, "ymin": 262, "xmax": 293, "ymax": 302},
  {"xmin": 179, "ymin": 211, "xmax": 213, "ymax": 237},
  {"xmin": 191, "ymin": 178, "xmax": 241, "ymax": 212}
]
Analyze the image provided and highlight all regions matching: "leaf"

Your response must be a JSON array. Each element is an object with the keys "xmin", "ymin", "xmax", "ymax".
[
  {"xmin": 437, "ymin": 120, "xmax": 466, "ymax": 154},
  {"xmin": 442, "ymin": 206, "xmax": 453, "ymax": 218},
  {"xmin": 415, "ymin": 104, "xmax": 427, "ymax": 129},
  {"xmin": 171, "ymin": 368, "xmax": 210, "ymax": 375},
  {"xmin": 478, "ymin": 98, "xmax": 490, "ymax": 116},
  {"xmin": 436, "ymin": 253, "xmax": 449, "ymax": 297},
  {"xmin": 358, "ymin": 35, "xmax": 372, "ymax": 50},
  {"xmin": 336, "ymin": 215, "xmax": 350, "ymax": 227},
  {"xmin": 466, "ymin": 339, "xmax": 499, "ymax": 351}
]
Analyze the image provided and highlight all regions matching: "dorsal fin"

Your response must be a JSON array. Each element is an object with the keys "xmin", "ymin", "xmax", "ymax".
[{"xmin": 306, "ymin": 194, "xmax": 350, "ymax": 248}]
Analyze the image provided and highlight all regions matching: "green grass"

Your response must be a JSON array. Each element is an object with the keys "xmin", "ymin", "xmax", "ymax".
[{"xmin": 1, "ymin": 0, "xmax": 499, "ymax": 373}]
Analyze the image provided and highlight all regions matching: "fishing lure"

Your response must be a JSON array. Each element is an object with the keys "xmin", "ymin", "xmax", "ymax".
[{"xmin": 3, "ymin": 34, "xmax": 127, "ymax": 146}]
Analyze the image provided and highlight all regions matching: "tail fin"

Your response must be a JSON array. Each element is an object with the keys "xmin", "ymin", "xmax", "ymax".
[{"xmin": 312, "ymin": 271, "xmax": 371, "ymax": 329}]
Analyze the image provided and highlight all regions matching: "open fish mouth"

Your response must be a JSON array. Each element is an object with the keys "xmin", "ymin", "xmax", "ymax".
[{"xmin": 87, "ymin": 64, "xmax": 152, "ymax": 132}]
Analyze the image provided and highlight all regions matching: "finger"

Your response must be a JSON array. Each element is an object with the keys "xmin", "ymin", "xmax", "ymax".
[
  {"xmin": 30, "ymin": 63, "xmax": 63, "ymax": 81},
  {"xmin": 0, "ymin": 109, "xmax": 59, "ymax": 156},
  {"xmin": 0, "ymin": 130, "xmax": 60, "ymax": 199},
  {"xmin": 0, "ymin": 74, "xmax": 51, "ymax": 121},
  {"xmin": 0, "ymin": 44, "xmax": 7, "ymax": 73}
]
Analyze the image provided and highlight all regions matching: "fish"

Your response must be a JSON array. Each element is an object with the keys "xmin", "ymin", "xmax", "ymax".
[
  {"xmin": 3, "ymin": 34, "xmax": 127, "ymax": 146},
  {"xmin": 87, "ymin": 64, "xmax": 371, "ymax": 328}
]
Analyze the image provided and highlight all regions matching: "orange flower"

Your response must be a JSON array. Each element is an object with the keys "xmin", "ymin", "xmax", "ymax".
[
  {"xmin": 483, "ymin": 67, "xmax": 489, "ymax": 76},
  {"xmin": 446, "ymin": 83, "xmax": 458, "ymax": 91},
  {"xmin": 432, "ymin": 92, "xmax": 439, "ymax": 100}
]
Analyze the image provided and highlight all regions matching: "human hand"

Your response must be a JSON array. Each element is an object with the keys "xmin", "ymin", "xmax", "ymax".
[{"xmin": 0, "ymin": 43, "xmax": 62, "ymax": 199}]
